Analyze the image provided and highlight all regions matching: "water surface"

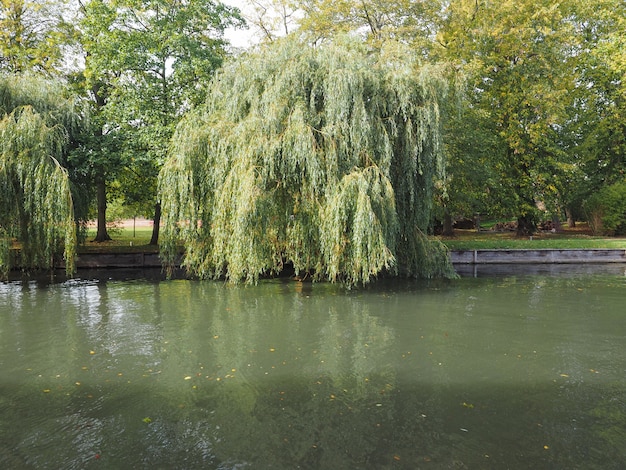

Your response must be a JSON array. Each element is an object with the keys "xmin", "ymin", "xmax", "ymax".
[{"xmin": 1, "ymin": 267, "xmax": 625, "ymax": 469}]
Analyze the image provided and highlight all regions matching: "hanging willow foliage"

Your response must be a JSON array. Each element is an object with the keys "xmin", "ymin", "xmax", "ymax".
[
  {"xmin": 160, "ymin": 36, "xmax": 455, "ymax": 285},
  {"xmin": 0, "ymin": 75, "xmax": 84, "ymax": 138},
  {"xmin": 0, "ymin": 76, "xmax": 79, "ymax": 278}
]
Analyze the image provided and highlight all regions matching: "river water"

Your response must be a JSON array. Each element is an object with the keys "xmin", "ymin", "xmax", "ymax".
[{"xmin": 1, "ymin": 266, "xmax": 625, "ymax": 469}]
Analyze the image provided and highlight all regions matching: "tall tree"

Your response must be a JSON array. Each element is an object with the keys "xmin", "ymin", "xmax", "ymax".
[
  {"xmin": 0, "ymin": 75, "xmax": 85, "ymax": 276},
  {"xmin": 436, "ymin": 0, "xmax": 578, "ymax": 235},
  {"xmin": 78, "ymin": 0, "xmax": 244, "ymax": 244},
  {"xmin": 160, "ymin": 36, "xmax": 455, "ymax": 285},
  {"xmin": 571, "ymin": 1, "xmax": 626, "ymax": 192},
  {"xmin": 297, "ymin": 0, "xmax": 442, "ymax": 51},
  {"xmin": 0, "ymin": 0, "xmax": 73, "ymax": 75},
  {"xmin": 241, "ymin": 0, "xmax": 301, "ymax": 43}
]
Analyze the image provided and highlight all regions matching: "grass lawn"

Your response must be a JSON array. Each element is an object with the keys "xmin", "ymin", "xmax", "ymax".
[
  {"xmin": 439, "ymin": 223, "xmax": 626, "ymax": 250},
  {"xmin": 79, "ymin": 226, "xmax": 158, "ymax": 254},
  {"xmin": 77, "ymin": 222, "xmax": 626, "ymax": 254}
]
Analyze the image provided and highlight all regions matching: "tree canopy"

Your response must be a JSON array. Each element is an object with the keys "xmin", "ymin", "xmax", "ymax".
[
  {"xmin": 77, "ymin": 0, "xmax": 244, "ymax": 243},
  {"xmin": 160, "ymin": 37, "xmax": 455, "ymax": 285},
  {"xmin": 0, "ymin": 74, "xmax": 84, "ymax": 276},
  {"xmin": 0, "ymin": 0, "xmax": 74, "ymax": 75}
]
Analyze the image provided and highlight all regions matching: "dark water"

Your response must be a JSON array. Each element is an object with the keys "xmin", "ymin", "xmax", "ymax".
[{"xmin": 1, "ymin": 267, "xmax": 625, "ymax": 469}]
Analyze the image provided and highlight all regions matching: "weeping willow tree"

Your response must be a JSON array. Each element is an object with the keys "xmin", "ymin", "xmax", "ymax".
[
  {"xmin": 160, "ymin": 37, "xmax": 455, "ymax": 285},
  {"xmin": 0, "ymin": 75, "xmax": 82, "ymax": 277}
]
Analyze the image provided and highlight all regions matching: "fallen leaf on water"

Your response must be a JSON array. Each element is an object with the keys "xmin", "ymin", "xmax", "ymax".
[
  {"xmin": 43, "ymin": 389, "xmax": 51, "ymax": 393},
  {"xmin": 184, "ymin": 376, "xmax": 192, "ymax": 380},
  {"xmin": 560, "ymin": 374, "xmax": 569, "ymax": 378},
  {"xmin": 393, "ymin": 455, "xmax": 401, "ymax": 461},
  {"xmin": 142, "ymin": 417, "xmax": 152, "ymax": 424}
]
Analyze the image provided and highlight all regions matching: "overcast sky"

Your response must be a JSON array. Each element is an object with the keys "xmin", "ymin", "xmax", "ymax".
[{"xmin": 222, "ymin": 0, "xmax": 256, "ymax": 48}]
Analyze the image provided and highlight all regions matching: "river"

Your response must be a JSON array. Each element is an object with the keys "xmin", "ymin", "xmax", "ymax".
[{"xmin": 1, "ymin": 266, "xmax": 625, "ymax": 469}]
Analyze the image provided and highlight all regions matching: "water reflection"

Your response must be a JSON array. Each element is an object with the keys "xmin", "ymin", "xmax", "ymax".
[
  {"xmin": 454, "ymin": 262, "xmax": 626, "ymax": 278},
  {"xmin": 1, "ymin": 274, "xmax": 625, "ymax": 468}
]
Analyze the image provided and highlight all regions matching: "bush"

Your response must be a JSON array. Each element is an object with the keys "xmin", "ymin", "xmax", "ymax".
[{"xmin": 584, "ymin": 181, "xmax": 626, "ymax": 236}]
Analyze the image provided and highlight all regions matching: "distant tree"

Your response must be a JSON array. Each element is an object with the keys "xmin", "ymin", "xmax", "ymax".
[
  {"xmin": 297, "ymin": 0, "xmax": 441, "ymax": 50},
  {"xmin": 77, "ymin": 0, "xmax": 244, "ymax": 244},
  {"xmin": 160, "ymin": 37, "xmax": 455, "ymax": 285},
  {"xmin": 569, "ymin": 1, "xmax": 626, "ymax": 216},
  {"xmin": 0, "ymin": 0, "xmax": 73, "ymax": 75},
  {"xmin": 241, "ymin": 0, "xmax": 301, "ymax": 43},
  {"xmin": 436, "ymin": 0, "xmax": 579, "ymax": 235},
  {"xmin": 0, "ymin": 74, "xmax": 86, "ymax": 276}
]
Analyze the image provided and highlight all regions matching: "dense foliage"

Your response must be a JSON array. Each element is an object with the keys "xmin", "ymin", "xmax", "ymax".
[
  {"xmin": 160, "ymin": 37, "xmax": 455, "ymax": 285},
  {"xmin": 584, "ymin": 180, "xmax": 626, "ymax": 236},
  {"xmin": 77, "ymin": 0, "xmax": 244, "ymax": 243},
  {"xmin": 0, "ymin": 75, "xmax": 83, "ymax": 276}
]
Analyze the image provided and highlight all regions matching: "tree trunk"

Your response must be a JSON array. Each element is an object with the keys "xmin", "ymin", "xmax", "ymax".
[
  {"xmin": 565, "ymin": 207, "xmax": 575, "ymax": 228},
  {"xmin": 551, "ymin": 214, "xmax": 563, "ymax": 233},
  {"xmin": 149, "ymin": 201, "xmax": 161, "ymax": 245},
  {"xmin": 93, "ymin": 176, "xmax": 111, "ymax": 242},
  {"xmin": 516, "ymin": 214, "xmax": 536, "ymax": 237},
  {"xmin": 442, "ymin": 211, "xmax": 454, "ymax": 237}
]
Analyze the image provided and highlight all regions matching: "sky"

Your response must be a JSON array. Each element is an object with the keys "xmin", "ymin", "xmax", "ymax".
[{"xmin": 222, "ymin": 0, "xmax": 256, "ymax": 49}]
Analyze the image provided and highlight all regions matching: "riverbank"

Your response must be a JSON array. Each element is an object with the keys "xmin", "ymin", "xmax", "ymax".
[
  {"xmin": 69, "ymin": 248, "xmax": 626, "ymax": 270},
  {"xmin": 46, "ymin": 221, "xmax": 626, "ymax": 270},
  {"xmin": 450, "ymin": 248, "xmax": 626, "ymax": 264}
]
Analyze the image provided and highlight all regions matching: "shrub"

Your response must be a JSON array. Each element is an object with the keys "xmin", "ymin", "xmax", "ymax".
[{"xmin": 584, "ymin": 180, "xmax": 626, "ymax": 236}]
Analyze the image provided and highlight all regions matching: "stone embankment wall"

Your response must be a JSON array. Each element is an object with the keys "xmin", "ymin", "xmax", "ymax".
[
  {"xmin": 62, "ymin": 249, "xmax": 626, "ymax": 269},
  {"xmin": 451, "ymin": 249, "xmax": 626, "ymax": 264}
]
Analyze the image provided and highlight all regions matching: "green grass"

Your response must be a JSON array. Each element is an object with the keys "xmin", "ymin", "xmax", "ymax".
[
  {"xmin": 77, "ymin": 223, "xmax": 626, "ymax": 254},
  {"xmin": 79, "ymin": 227, "xmax": 158, "ymax": 254},
  {"xmin": 439, "ymin": 225, "xmax": 626, "ymax": 250}
]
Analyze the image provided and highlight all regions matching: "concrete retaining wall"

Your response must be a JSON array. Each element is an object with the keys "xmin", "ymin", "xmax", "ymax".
[
  {"xmin": 73, "ymin": 253, "xmax": 164, "ymax": 269},
  {"xmin": 56, "ymin": 249, "xmax": 626, "ymax": 270},
  {"xmin": 450, "ymin": 249, "xmax": 626, "ymax": 264}
]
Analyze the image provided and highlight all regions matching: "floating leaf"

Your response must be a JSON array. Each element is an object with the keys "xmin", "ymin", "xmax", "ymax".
[{"xmin": 143, "ymin": 417, "xmax": 152, "ymax": 424}]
